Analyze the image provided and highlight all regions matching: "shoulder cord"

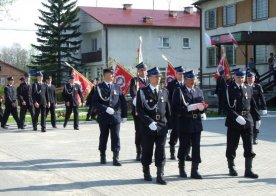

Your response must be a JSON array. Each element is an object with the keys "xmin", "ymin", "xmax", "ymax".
[
  {"xmin": 139, "ymin": 88, "xmax": 159, "ymax": 111},
  {"xmin": 64, "ymin": 84, "xmax": 73, "ymax": 95},
  {"xmin": 226, "ymin": 86, "xmax": 236, "ymax": 109},
  {"xmin": 179, "ymin": 88, "xmax": 188, "ymax": 106},
  {"xmin": 97, "ymin": 85, "xmax": 112, "ymax": 102}
]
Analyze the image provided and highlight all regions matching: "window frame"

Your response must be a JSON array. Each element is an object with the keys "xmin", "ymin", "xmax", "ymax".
[
  {"xmin": 252, "ymin": 0, "xmax": 269, "ymax": 21},
  {"xmin": 207, "ymin": 47, "xmax": 218, "ymax": 67},
  {"xmin": 91, "ymin": 38, "xmax": 97, "ymax": 52},
  {"xmin": 182, "ymin": 37, "xmax": 191, "ymax": 49},
  {"xmin": 158, "ymin": 36, "xmax": 170, "ymax": 49},
  {"xmin": 205, "ymin": 9, "xmax": 217, "ymax": 30},
  {"xmin": 223, "ymin": 4, "xmax": 236, "ymax": 26}
]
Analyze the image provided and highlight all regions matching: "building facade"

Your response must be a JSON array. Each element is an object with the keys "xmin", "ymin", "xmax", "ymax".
[
  {"xmin": 194, "ymin": 0, "xmax": 276, "ymax": 87},
  {"xmin": 78, "ymin": 5, "xmax": 200, "ymax": 80},
  {"xmin": 0, "ymin": 60, "xmax": 26, "ymax": 86}
]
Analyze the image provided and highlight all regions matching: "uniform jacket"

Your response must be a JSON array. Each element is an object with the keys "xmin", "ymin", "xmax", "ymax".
[
  {"xmin": 32, "ymin": 82, "xmax": 49, "ymax": 106},
  {"xmin": 4, "ymin": 85, "xmax": 17, "ymax": 106},
  {"xmin": 215, "ymin": 76, "xmax": 228, "ymax": 95},
  {"xmin": 63, "ymin": 83, "xmax": 84, "ymax": 107},
  {"xmin": 167, "ymin": 79, "xmax": 183, "ymax": 103},
  {"xmin": 172, "ymin": 85, "xmax": 205, "ymax": 133},
  {"xmin": 92, "ymin": 82, "xmax": 127, "ymax": 124},
  {"xmin": 224, "ymin": 82, "xmax": 260, "ymax": 129},
  {"xmin": 136, "ymin": 85, "xmax": 171, "ymax": 135},
  {"xmin": 47, "ymin": 84, "xmax": 56, "ymax": 104},
  {"xmin": 17, "ymin": 82, "xmax": 33, "ymax": 106},
  {"xmin": 249, "ymin": 83, "xmax": 266, "ymax": 110}
]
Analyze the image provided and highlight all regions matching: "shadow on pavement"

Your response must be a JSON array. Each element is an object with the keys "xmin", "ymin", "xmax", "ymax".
[{"xmin": 239, "ymin": 178, "xmax": 276, "ymax": 185}]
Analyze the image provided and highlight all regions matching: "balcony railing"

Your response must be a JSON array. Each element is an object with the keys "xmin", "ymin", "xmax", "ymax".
[{"xmin": 81, "ymin": 51, "xmax": 102, "ymax": 64}]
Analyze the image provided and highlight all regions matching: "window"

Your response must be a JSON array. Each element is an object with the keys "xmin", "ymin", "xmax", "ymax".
[
  {"xmin": 92, "ymin": 38, "xmax": 97, "ymax": 52},
  {"xmin": 252, "ymin": 0, "xmax": 268, "ymax": 20},
  {"xmin": 223, "ymin": 4, "xmax": 236, "ymax": 26},
  {"xmin": 183, "ymin": 38, "xmax": 191, "ymax": 48},
  {"xmin": 225, "ymin": 45, "xmax": 236, "ymax": 66},
  {"xmin": 255, "ymin": 45, "xmax": 267, "ymax": 64},
  {"xmin": 158, "ymin": 37, "xmax": 170, "ymax": 48},
  {"xmin": 96, "ymin": 67, "xmax": 103, "ymax": 80},
  {"xmin": 207, "ymin": 47, "xmax": 218, "ymax": 67},
  {"xmin": 205, "ymin": 9, "xmax": 217, "ymax": 29}
]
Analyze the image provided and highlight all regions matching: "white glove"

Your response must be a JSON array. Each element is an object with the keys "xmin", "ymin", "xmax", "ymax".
[
  {"xmin": 187, "ymin": 104, "xmax": 197, "ymax": 112},
  {"xmin": 149, "ymin": 122, "xmax": 157, "ymax": 131},
  {"xmin": 198, "ymin": 104, "xmax": 205, "ymax": 111},
  {"xmin": 256, "ymin": 120, "xmax": 261, "ymax": 129},
  {"xmin": 201, "ymin": 113, "xmax": 207, "ymax": 120},
  {"xmin": 260, "ymin": 110, "xmax": 267, "ymax": 115},
  {"xmin": 121, "ymin": 118, "xmax": 127, "ymax": 123},
  {"xmin": 236, "ymin": 115, "xmax": 246, "ymax": 125},
  {"xmin": 214, "ymin": 94, "xmax": 218, "ymax": 97},
  {"xmin": 106, "ymin": 107, "xmax": 115, "ymax": 115},
  {"xmin": 132, "ymin": 97, "xmax": 137, "ymax": 106}
]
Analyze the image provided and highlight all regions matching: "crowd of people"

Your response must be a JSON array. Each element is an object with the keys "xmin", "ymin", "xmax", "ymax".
[{"xmin": 0, "ymin": 60, "xmax": 268, "ymax": 185}]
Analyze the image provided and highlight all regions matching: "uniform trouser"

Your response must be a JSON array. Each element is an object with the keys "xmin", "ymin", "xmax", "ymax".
[
  {"xmin": 86, "ymin": 106, "xmax": 93, "ymax": 119},
  {"xmin": 226, "ymin": 127, "xmax": 256, "ymax": 160},
  {"xmin": 253, "ymin": 120, "xmax": 259, "ymax": 140},
  {"xmin": 46, "ymin": 103, "xmax": 56, "ymax": 127},
  {"xmin": 98, "ymin": 123, "xmax": 120, "ymax": 152},
  {"xmin": 169, "ymin": 128, "xmax": 178, "ymax": 146},
  {"xmin": 20, "ymin": 105, "xmax": 34, "ymax": 128},
  {"xmin": 133, "ymin": 115, "xmax": 142, "ymax": 146},
  {"xmin": 218, "ymin": 93, "xmax": 224, "ymax": 114},
  {"xmin": 64, "ymin": 106, "xmax": 79, "ymax": 128},
  {"xmin": 178, "ymin": 132, "xmax": 201, "ymax": 163},
  {"xmin": 1, "ymin": 105, "xmax": 20, "ymax": 127},
  {"xmin": 34, "ymin": 105, "xmax": 46, "ymax": 129},
  {"xmin": 141, "ymin": 131, "xmax": 167, "ymax": 167}
]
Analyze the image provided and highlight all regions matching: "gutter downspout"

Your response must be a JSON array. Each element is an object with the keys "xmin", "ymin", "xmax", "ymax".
[
  {"xmin": 195, "ymin": 5, "xmax": 203, "ymax": 89},
  {"xmin": 104, "ymin": 25, "xmax": 108, "ymax": 68}
]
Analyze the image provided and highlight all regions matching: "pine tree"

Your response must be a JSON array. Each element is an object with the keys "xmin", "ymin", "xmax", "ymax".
[{"xmin": 32, "ymin": 0, "xmax": 81, "ymax": 86}]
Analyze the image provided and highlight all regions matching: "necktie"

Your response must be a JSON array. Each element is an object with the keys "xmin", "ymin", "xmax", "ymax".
[
  {"xmin": 154, "ymin": 88, "xmax": 158, "ymax": 99},
  {"xmin": 190, "ymin": 89, "xmax": 194, "ymax": 99},
  {"xmin": 108, "ymin": 84, "xmax": 111, "ymax": 91},
  {"xmin": 240, "ymin": 85, "xmax": 243, "ymax": 97}
]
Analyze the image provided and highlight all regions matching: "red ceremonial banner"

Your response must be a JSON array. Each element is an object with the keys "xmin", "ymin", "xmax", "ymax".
[
  {"xmin": 213, "ymin": 55, "xmax": 231, "ymax": 80},
  {"xmin": 166, "ymin": 63, "xmax": 176, "ymax": 85},
  {"xmin": 113, "ymin": 64, "xmax": 134, "ymax": 95},
  {"xmin": 72, "ymin": 69, "xmax": 94, "ymax": 98}
]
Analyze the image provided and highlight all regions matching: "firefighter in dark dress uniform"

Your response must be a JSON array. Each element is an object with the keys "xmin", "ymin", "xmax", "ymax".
[
  {"xmin": 246, "ymin": 72, "xmax": 267, "ymax": 145},
  {"xmin": 32, "ymin": 72, "xmax": 50, "ymax": 132},
  {"xmin": 17, "ymin": 73, "xmax": 35, "ymax": 130},
  {"xmin": 45, "ymin": 76, "xmax": 57, "ymax": 128},
  {"xmin": 129, "ymin": 62, "xmax": 148, "ymax": 161},
  {"xmin": 63, "ymin": 76, "xmax": 84, "ymax": 130},
  {"xmin": 136, "ymin": 67, "xmax": 171, "ymax": 185},
  {"xmin": 167, "ymin": 66, "xmax": 192, "ymax": 161},
  {"xmin": 215, "ymin": 70, "xmax": 228, "ymax": 115},
  {"xmin": 92, "ymin": 68, "xmax": 127, "ymax": 166},
  {"xmin": 224, "ymin": 68, "xmax": 260, "ymax": 178},
  {"xmin": 172, "ymin": 70, "xmax": 207, "ymax": 179},
  {"xmin": 1, "ymin": 76, "xmax": 20, "ymax": 129}
]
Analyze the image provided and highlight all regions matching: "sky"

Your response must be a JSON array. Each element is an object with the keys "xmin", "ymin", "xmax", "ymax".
[{"xmin": 0, "ymin": 0, "xmax": 196, "ymax": 49}]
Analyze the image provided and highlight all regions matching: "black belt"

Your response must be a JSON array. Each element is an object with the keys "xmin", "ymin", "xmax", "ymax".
[
  {"xmin": 238, "ymin": 111, "xmax": 250, "ymax": 116},
  {"xmin": 186, "ymin": 111, "xmax": 200, "ymax": 119}
]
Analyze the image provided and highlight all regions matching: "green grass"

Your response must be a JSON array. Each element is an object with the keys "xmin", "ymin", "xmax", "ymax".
[{"xmin": 268, "ymin": 106, "xmax": 276, "ymax": 111}]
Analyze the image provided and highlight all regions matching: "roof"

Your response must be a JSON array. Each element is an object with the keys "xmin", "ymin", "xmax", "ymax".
[
  {"xmin": 79, "ymin": 6, "xmax": 200, "ymax": 28},
  {"xmin": 0, "ymin": 60, "xmax": 26, "ymax": 73},
  {"xmin": 193, "ymin": 0, "xmax": 213, "ymax": 5}
]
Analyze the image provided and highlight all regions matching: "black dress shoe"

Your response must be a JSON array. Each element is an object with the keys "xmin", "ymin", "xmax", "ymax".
[
  {"xmin": 1, "ymin": 126, "xmax": 8, "ymax": 129},
  {"xmin": 41, "ymin": 129, "xmax": 46, "ymax": 132},
  {"xmin": 74, "ymin": 127, "xmax": 79, "ymax": 130},
  {"xmin": 53, "ymin": 126, "xmax": 57, "ymax": 128},
  {"xmin": 186, "ymin": 155, "xmax": 192, "ymax": 161}
]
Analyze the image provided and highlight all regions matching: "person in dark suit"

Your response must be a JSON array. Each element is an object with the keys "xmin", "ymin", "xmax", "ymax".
[
  {"xmin": 215, "ymin": 71, "xmax": 228, "ymax": 115},
  {"xmin": 166, "ymin": 66, "xmax": 192, "ymax": 161},
  {"xmin": 129, "ymin": 62, "xmax": 148, "ymax": 161},
  {"xmin": 224, "ymin": 68, "xmax": 260, "ymax": 178},
  {"xmin": 246, "ymin": 72, "xmax": 267, "ymax": 145},
  {"xmin": 86, "ymin": 79, "xmax": 98, "ymax": 121},
  {"xmin": 45, "ymin": 76, "xmax": 57, "ymax": 128},
  {"xmin": 136, "ymin": 67, "xmax": 171, "ymax": 185},
  {"xmin": 32, "ymin": 72, "xmax": 50, "ymax": 132},
  {"xmin": 17, "ymin": 73, "xmax": 35, "ymax": 130},
  {"xmin": 1, "ymin": 76, "xmax": 20, "ymax": 129},
  {"xmin": 92, "ymin": 68, "xmax": 127, "ymax": 166},
  {"xmin": 0, "ymin": 95, "xmax": 4, "ymax": 122},
  {"xmin": 172, "ymin": 70, "xmax": 206, "ymax": 179},
  {"xmin": 63, "ymin": 76, "xmax": 84, "ymax": 130}
]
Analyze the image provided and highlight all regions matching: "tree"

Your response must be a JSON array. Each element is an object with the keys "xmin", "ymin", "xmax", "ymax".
[{"xmin": 32, "ymin": 0, "xmax": 81, "ymax": 86}]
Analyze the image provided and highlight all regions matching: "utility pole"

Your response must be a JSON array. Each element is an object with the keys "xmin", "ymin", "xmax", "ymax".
[{"xmin": 153, "ymin": 0, "xmax": 154, "ymax": 10}]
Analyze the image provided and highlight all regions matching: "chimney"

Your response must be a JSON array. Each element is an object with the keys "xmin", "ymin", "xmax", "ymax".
[
  {"xmin": 169, "ymin": 10, "xmax": 178, "ymax": 18},
  {"xmin": 143, "ymin": 16, "xmax": 153, "ymax": 23},
  {"xmin": 184, "ymin": 6, "xmax": 194, "ymax": 14},
  {"xmin": 123, "ymin": 4, "xmax": 132, "ymax": 10}
]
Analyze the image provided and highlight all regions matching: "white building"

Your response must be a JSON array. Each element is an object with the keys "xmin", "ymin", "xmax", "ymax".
[
  {"xmin": 78, "ymin": 4, "xmax": 200, "ymax": 80},
  {"xmin": 194, "ymin": 0, "xmax": 276, "ymax": 87}
]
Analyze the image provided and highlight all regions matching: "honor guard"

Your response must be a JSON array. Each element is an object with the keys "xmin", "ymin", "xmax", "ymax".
[
  {"xmin": 1, "ymin": 76, "xmax": 20, "ymax": 129},
  {"xmin": 224, "ymin": 69, "xmax": 260, "ymax": 178},
  {"xmin": 63, "ymin": 76, "xmax": 84, "ymax": 130},
  {"xmin": 129, "ymin": 62, "xmax": 148, "ymax": 161},
  {"xmin": 166, "ymin": 66, "xmax": 192, "ymax": 161},
  {"xmin": 246, "ymin": 72, "xmax": 267, "ymax": 145},
  {"xmin": 17, "ymin": 73, "xmax": 35, "ymax": 130},
  {"xmin": 92, "ymin": 68, "xmax": 127, "ymax": 166},
  {"xmin": 32, "ymin": 72, "xmax": 50, "ymax": 132},
  {"xmin": 172, "ymin": 70, "xmax": 206, "ymax": 179},
  {"xmin": 136, "ymin": 67, "xmax": 171, "ymax": 185},
  {"xmin": 45, "ymin": 76, "xmax": 57, "ymax": 128}
]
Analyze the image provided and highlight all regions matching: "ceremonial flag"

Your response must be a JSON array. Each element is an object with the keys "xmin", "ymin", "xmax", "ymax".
[
  {"xmin": 166, "ymin": 63, "xmax": 176, "ymax": 85},
  {"xmin": 113, "ymin": 64, "xmax": 134, "ymax": 95},
  {"xmin": 65, "ymin": 62, "xmax": 93, "ymax": 100},
  {"xmin": 205, "ymin": 32, "xmax": 216, "ymax": 47},
  {"xmin": 228, "ymin": 32, "xmax": 238, "ymax": 48},
  {"xmin": 213, "ymin": 54, "xmax": 231, "ymax": 80},
  {"xmin": 137, "ymin": 36, "xmax": 143, "ymax": 64}
]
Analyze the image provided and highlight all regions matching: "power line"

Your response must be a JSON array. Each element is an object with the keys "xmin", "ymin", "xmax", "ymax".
[{"xmin": 0, "ymin": 28, "xmax": 36, "ymax": 31}]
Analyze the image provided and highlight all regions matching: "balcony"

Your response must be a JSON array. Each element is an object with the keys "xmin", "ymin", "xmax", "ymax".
[{"xmin": 81, "ymin": 50, "xmax": 102, "ymax": 64}]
